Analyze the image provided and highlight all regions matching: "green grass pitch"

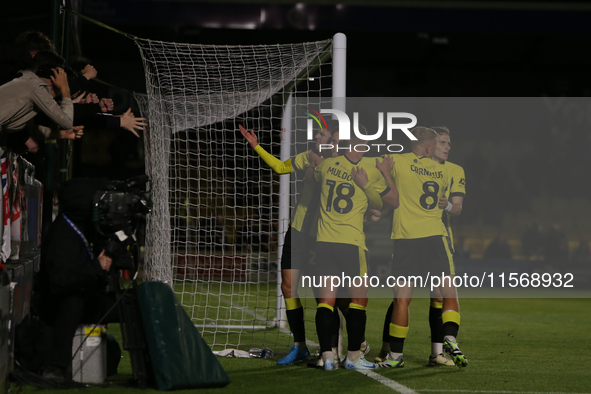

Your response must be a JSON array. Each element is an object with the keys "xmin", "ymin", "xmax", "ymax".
[{"xmin": 10, "ymin": 297, "xmax": 589, "ymax": 393}]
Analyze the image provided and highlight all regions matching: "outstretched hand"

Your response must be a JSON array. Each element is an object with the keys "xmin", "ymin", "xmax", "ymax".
[
  {"xmin": 351, "ymin": 166, "xmax": 369, "ymax": 188},
  {"xmin": 119, "ymin": 108, "xmax": 147, "ymax": 138},
  {"xmin": 239, "ymin": 125, "xmax": 258, "ymax": 149}
]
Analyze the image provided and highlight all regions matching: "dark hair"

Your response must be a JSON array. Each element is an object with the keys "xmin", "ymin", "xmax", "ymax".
[
  {"xmin": 33, "ymin": 50, "xmax": 65, "ymax": 78},
  {"xmin": 15, "ymin": 31, "xmax": 56, "ymax": 53},
  {"xmin": 324, "ymin": 119, "xmax": 340, "ymax": 135}
]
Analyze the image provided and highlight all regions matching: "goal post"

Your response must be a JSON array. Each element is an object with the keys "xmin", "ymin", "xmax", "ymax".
[{"xmin": 134, "ymin": 33, "xmax": 345, "ymax": 350}]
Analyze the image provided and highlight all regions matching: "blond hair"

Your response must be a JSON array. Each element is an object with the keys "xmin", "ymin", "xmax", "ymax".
[
  {"xmin": 431, "ymin": 126, "xmax": 450, "ymax": 136},
  {"xmin": 411, "ymin": 127, "xmax": 437, "ymax": 150}
]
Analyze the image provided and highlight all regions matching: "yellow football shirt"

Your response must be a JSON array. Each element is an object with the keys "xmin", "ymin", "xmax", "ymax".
[
  {"xmin": 387, "ymin": 152, "xmax": 449, "ymax": 240},
  {"xmin": 314, "ymin": 155, "xmax": 388, "ymax": 250},
  {"xmin": 291, "ymin": 150, "xmax": 320, "ymax": 235},
  {"xmin": 441, "ymin": 160, "xmax": 466, "ymax": 249},
  {"xmin": 252, "ymin": 145, "xmax": 319, "ymax": 235}
]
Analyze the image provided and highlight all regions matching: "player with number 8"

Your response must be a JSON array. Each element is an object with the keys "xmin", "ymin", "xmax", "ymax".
[{"xmin": 371, "ymin": 127, "xmax": 468, "ymax": 369}]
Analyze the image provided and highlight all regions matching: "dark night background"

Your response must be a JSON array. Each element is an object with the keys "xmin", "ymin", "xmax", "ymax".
[{"xmin": 3, "ymin": 0, "xmax": 591, "ymax": 260}]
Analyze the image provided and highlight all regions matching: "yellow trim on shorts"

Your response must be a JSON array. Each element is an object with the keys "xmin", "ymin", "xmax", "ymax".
[
  {"xmin": 358, "ymin": 247, "xmax": 368, "ymax": 277},
  {"xmin": 318, "ymin": 303, "xmax": 334, "ymax": 312},
  {"xmin": 389, "ymin": 323, "xmax": 409, "ymax": 339},
  {"xmin": 285, "ymin": 298, "xmax": 302, "ymax": 310},
  {"xmin": 441, "ymin": 236, "xmax": 455, "ymax": 275},
  {"xmin": 349, "ymin": 303, "xmax": 366, "ymax": 311},
  {"xmin": 442, "ymin": 310, "xmax": 461, "ymax": 326}
]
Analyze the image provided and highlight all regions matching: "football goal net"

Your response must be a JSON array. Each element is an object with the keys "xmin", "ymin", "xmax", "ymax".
[{"xmin": 133, "ymin": 33, "xmax": 344, "ymax": 351}]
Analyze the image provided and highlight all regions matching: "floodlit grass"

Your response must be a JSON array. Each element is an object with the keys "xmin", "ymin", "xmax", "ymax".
[{"xmin": 10, "ymin": 298, "xmax": 591, "ymax": 393}]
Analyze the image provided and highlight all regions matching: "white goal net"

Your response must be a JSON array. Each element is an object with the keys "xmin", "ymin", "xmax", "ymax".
[{"xmin": 133, "ymin": 36, "xmax": 336, "ymax": 350}]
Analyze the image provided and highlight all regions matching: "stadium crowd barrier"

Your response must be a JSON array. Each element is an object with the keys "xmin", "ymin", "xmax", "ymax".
[{"xmin": 0, "ymin": 151, "xmax": 43, "ymax": 389}]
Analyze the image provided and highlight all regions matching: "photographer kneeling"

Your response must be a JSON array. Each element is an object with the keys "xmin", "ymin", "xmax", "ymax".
[{"xmin": 34, "ymin": 178, "xmax": 117, "ymax": 382}]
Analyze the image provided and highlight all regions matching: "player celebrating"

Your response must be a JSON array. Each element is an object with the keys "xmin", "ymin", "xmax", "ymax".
[
  {"xmin": 427, "ymin": 126, "xmax": 466, "ymax": 365},
  {"xmin": 373, "ymin": 127, "xmax": 467, "ymax": 369},
  {"xmin": 375, "ymin": 126, "xmax": 466, "ymax": 367},
  {"xmin": 313, "ymin": 131, "xmax": 396, "ymax": 371},
  {"xmin": 239, "ymin": 123, "xmax": 330, "ymax": 365}
]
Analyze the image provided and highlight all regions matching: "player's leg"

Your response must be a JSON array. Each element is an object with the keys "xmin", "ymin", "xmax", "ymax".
[
  {"xmin": 440, "ymin": 283, "xmax": 466, "ymax": 367},
  {"xmin": 334, "ymin": 297, "xmax": 349, "ymax": 362},
  {"xmin": 314, "ymin": 242, "xmax": 340, "ymax": 370},
  {"xmin": 379, "ymin": 239, "xmax": 415, "ymax": 368},
  {"xmin": 308, "ymin": 296, "xmax": 342, "ymax": 368},
  {"xmin": 343, "ymin": 247, "xmax": 375, "ymax": 370},
  {"xmin": 379, "ymin": 285, "xmax": 412, "ymax": 368},
  {"xmin": 277, "ymin": 227, "xmax": 310, "ymax": 365},
  {"xmin": 428, "ymin": 291, "xmax": 454, "ymax": 366},
  {"xmin": 375, "ymin": 301, "xmax": 393, "ymax": 362},
  {"xmin": 433, "ymin": 235, "xmax": 467, "ymax": 368},
  {"xmin": 316, "ymin": 293, "xmax": 338, "ymax": 370}
]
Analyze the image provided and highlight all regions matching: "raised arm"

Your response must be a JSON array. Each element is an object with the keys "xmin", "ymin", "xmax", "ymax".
[
  {"xmin": 239, "ymin": 124, "xmax": 292, "ymax": 175},
  {"xmin": 31, "ymin": 68, "xmax": 73, "ymax": 129}
]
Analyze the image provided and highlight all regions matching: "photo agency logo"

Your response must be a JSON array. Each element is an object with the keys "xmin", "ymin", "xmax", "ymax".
[{"xmin": 305, "ymin": 107, "xmax": 418, "ymax": 153}]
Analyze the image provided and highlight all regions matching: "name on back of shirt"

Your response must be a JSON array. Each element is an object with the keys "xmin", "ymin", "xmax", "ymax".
[
  {"xmin": 327, "ymin": 165, "xmax": 353, "ymax": 182},
  {"xmin": 410, "ymin": 164, "xmax": 443, "ymax": 179}
]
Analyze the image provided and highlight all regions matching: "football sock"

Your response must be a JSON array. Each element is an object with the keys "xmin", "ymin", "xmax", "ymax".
[
  {"xmin": 382, "ymin": 302, "xmax": 394, "ymax": 343},
  {"xmin": 285, "ymin": 298, "xmax": 306, "ymax": 345},
  {"xmin": 429, "ymin": 300, "xmax": 444, "ymax": 356},
  {"xmin": 442, "ymin": 310, "xmax": 461, "ymax": 339},
  {"xmin": 388, "ymin": 323, "xmax": 409, "ymax": 356},
  {"xmin": 316, "ymin": 303, "xmax": 335, "ymax": 353},
  {"xmin": 346, "ymin": 304, "xmax": 366, "ymax": 353},
  {"xmin": 330, "ymin": 307, "xmax": 340, "ymax": 349}
]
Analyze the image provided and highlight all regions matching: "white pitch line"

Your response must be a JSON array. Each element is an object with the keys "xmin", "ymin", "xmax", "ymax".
[
  {"xmin": 351, "ymin": 372, "xmax": 589, "ymax": 394},
  {"xmin": 355, "ymin": 370, "xmax": 419, "ymax": 394},
  {"xmin": 417, "ymin": 390, "xmax": 591, "ymax": 394}
]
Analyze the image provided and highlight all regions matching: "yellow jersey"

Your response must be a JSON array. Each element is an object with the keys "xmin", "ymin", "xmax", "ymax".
[
  {"xmin": 387, "ymin": 152, "xmax": 449, "ymax": 240},
  {"xmin": 291, "ymin": 150, "xmax": 320, "ymax": 235},
  {"xmin": 441, "ymin": 160, "xmax": 466, "ymax": 249},
  {"xmin": 252, "ymin": 145, "xmax": 319, "ymax": 235},
  {"xmin": 314, "ymin": 155, "xmax": 388, "ymax": 250}
]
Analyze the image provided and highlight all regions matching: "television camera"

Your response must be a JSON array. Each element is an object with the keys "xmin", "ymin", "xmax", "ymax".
[
  {"xmin": 92, "ymin": 175, "xmax": 154, "ymax": 387},
  {"xmin": 92, "ymin": 175, "xmax": 152, "ymax": 272}
]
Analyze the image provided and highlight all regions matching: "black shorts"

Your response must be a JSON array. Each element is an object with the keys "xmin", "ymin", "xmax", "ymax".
[
  {"xmin": 313, "ymin": 241, "xmax": 368, "ymax": 278},
  {"xmin": 281, "ymin": 226, "xmax": 316, "ymax": 270},
  {"xmin": 391, "ymin": 236, "xmax": 454, "ymax": 277}
]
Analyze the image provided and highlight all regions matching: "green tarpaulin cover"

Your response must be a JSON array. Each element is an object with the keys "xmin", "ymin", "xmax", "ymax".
[{"xmin": 136, "ymin": 281, "xmax": 231, "ymax": 390}]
